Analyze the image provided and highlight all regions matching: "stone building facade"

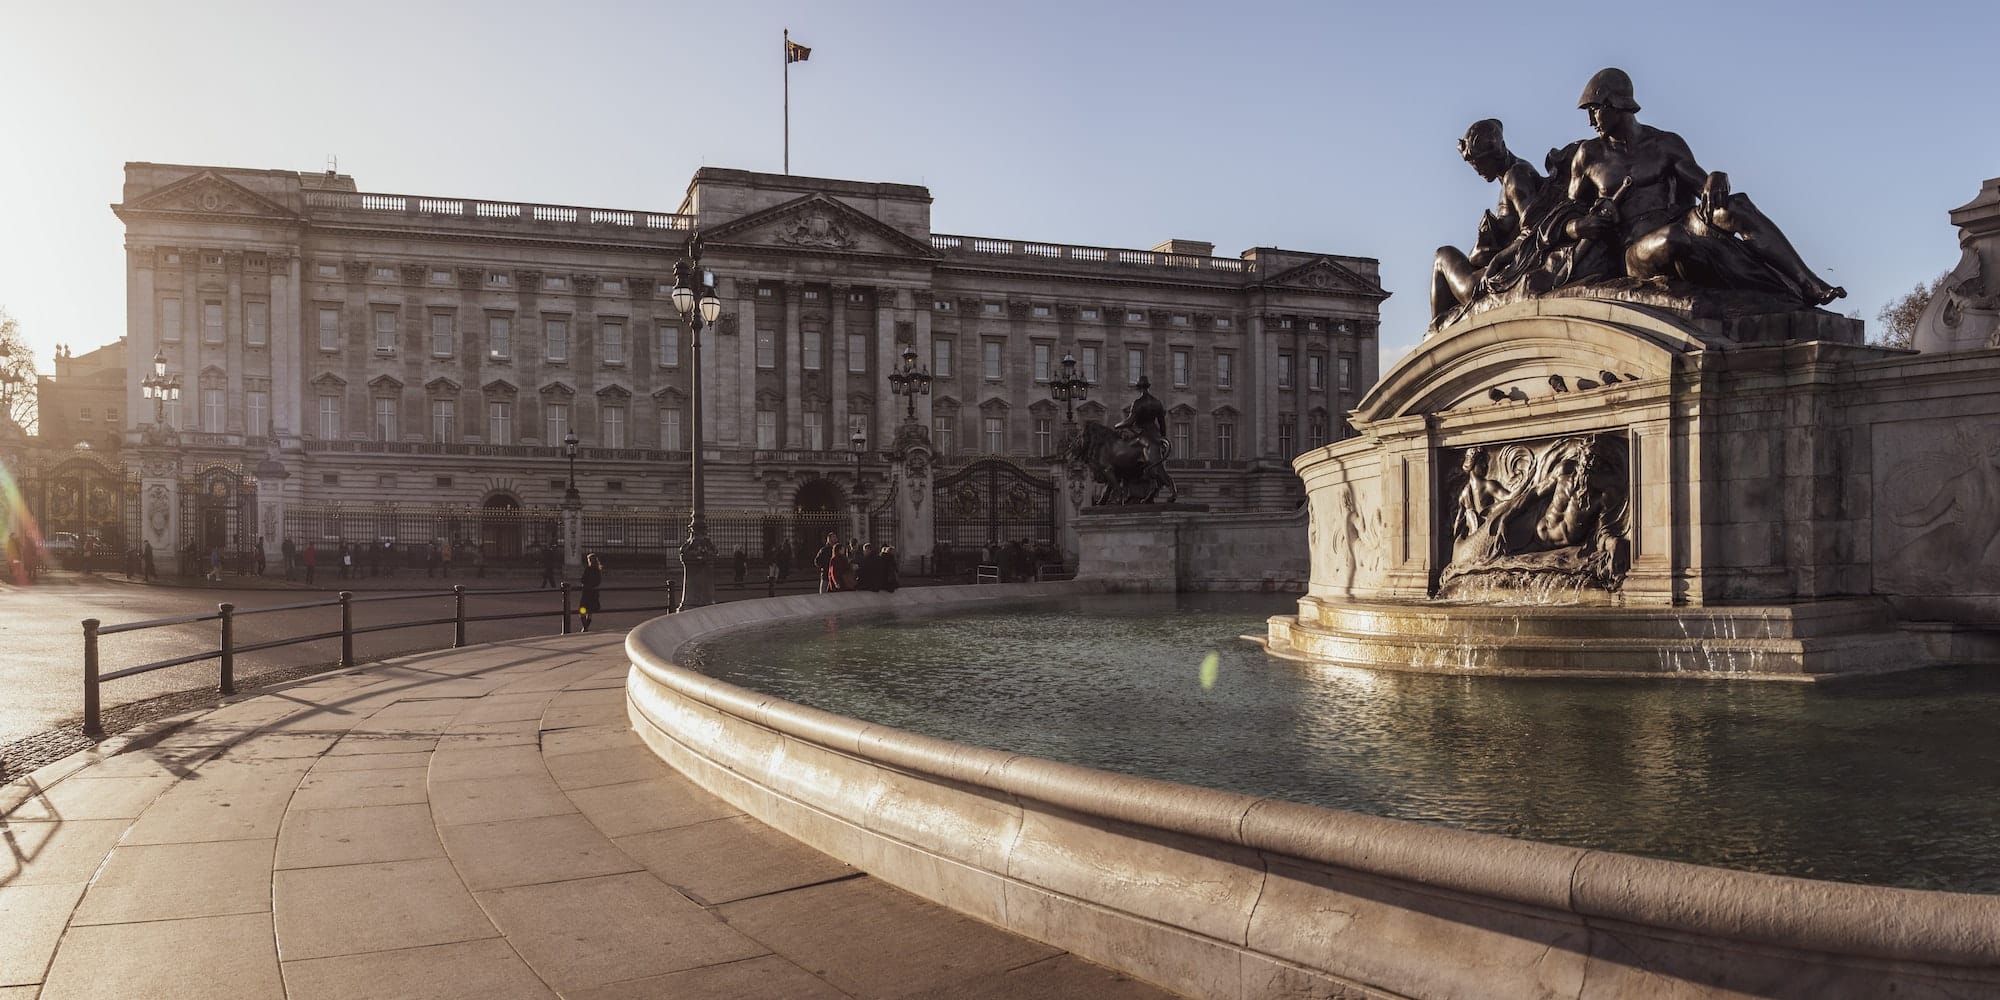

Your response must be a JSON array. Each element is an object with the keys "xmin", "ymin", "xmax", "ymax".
[
  {"xmin": 112, "ymin": 163, "xmax": 1386, "ymax": 572},
  {"xmin": 37, "ymin": 339, "xmax": 128, "ymax": 452}
]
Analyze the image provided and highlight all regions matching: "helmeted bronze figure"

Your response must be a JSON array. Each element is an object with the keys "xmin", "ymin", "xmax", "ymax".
[{"xmin": 1431, "ymin": 68, "xmax": 1845, "ymax": 331}]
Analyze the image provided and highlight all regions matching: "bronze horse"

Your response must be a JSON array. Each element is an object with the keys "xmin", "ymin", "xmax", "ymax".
[{"xmin": 1063, "ymin": 421, "xmax": 1177, "ymax": 505}]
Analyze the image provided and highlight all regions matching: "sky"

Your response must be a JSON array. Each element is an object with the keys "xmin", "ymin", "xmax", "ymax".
[{"xmin": 3, "ymin": 0, "xmax": 1997, "ymax": 376}]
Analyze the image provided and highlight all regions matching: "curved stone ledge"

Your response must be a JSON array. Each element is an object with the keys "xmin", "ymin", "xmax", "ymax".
[{"xmin": 624, "ymin": 586, "xmax": 2000, "ymax": 999}]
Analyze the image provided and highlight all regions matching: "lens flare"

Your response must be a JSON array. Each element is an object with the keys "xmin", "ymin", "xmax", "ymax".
[
  {"xmin": 1198, "ymin": 651, "xmax": 1221, "ymax": 689},
  {"xmin": 0, "ymin": 459, "xmax": 46, "ymax": 584}
]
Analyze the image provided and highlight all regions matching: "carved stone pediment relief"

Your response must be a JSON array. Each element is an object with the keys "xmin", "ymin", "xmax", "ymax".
[
  {"xmin": 1262, "ymin": 257, "xmax": 1389, "ymax": 299},
  {"xmin": 774, "ymin": 206, "xmax": 856, "ymax": 249},
  {"xmin": 121, "ymin": 172, "xmax": 299, "ymax": 221},
  {"xmin": 703, "ymin": 193, "xmax": 937, "ymax": 259}
]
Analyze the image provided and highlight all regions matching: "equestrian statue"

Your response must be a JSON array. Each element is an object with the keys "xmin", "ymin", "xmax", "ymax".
[{"xmin": 1063, "ymin": 376, "xmax": 1178, "ymax": 505}]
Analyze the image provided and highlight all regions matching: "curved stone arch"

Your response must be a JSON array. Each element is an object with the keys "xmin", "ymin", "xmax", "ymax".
[{"xmin": 1355, "ymin": 301, "xmax": 1708, "ymax": 423}]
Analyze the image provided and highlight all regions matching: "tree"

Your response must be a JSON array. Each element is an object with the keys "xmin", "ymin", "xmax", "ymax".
[
  {"xmin": 1874, "ymin": 272, "xmax": 1949, "ymax": 350},
  {"xmin": 0, "ymin": 308, "xmax": 36, "ymax": 437}
]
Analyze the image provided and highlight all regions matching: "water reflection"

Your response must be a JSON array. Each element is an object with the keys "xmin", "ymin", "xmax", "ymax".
[{"xmin": 684, "ymin": 593, "xmax": 2000, "ymax": 894}]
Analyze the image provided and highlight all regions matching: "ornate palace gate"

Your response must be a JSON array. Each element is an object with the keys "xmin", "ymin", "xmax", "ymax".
[
  {"xmin": 180, "ymin": 464, "xmax": 255, "ymax": 571},
  {"xmin": 32, "ymin": 453, "xmax": 135, "ymax": 570},
  {"xmin": 930, "ymin": 458, "xmax": 1056, "ymax": 557}
]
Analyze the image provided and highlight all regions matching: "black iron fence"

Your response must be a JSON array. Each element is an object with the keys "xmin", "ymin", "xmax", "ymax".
[{"xmin": 78, "ymin": 581, "xmax": 679, "ymax": 736}]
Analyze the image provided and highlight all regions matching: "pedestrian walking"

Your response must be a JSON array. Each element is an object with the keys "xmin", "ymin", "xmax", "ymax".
[
  {"xmin": 282, "ymin": 537, "xmax": 296, "ymax": 580},
  {"xmin": 441, "ymin": 541, "xmax": 453, "ymax": 579},
  {"xmin": 142, "ymin": 540, "xmax": 156, "ymax": 582},
  {"xmin": 474, "ymin": 545, "xmax": 486, "ymax": 579},
  {"xmin": 579, "ymin": 552, "xmax": 604, "ymax": 633},
  {"xmin": 880, "ymin": 546, "xmax": 900, "ymax": 593},
  {"xmin": 303, "ymin": 543, "xmax": 317, "ymax": 584},
  {"xmin": 340, "ymin": 543, "xmax": 353, "ymax": 579},
  {"xmin": 814, "ymin": 532, "xmax": 838, "ymax": 593},
  {"xmin": 732, "ymin": 546, "xmax": 747, "ymax": 586},
  {"xmin": 208, "ymin": 546, "xmax": 224, "ymax": 583},
  {"xmin": 539, "ymin": 544, "xmax": 558, "ymax": 589}
]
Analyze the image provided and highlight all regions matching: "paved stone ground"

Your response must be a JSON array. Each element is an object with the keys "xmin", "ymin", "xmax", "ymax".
[{"xmin": 0, "ymin": 632, "xmax": 1177, "ymax": 999}]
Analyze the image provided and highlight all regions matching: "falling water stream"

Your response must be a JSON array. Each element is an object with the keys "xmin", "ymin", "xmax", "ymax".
[{"xmin": 683, "ymin": 593, "xmax": 2000, "ymax": 894}]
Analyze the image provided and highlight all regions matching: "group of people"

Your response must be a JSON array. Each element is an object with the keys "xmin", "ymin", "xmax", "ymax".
[{"xmin": 812, "ymin": 532, "xmax": 900, "ymax": 593}]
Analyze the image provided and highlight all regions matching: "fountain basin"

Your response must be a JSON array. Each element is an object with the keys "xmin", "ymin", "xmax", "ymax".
[
  {"xmin": 624, "ymin": 585, "xmax": 2000, "ymax": 1000},
  {"xmin": 1265, "ymin": 594, "xmax": 1925, "ymax": 680}
]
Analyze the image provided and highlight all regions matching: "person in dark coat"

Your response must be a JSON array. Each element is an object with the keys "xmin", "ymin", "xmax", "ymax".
[
  {"xmin": 880, "ymin": 546, "xmax": 900, "ymax": 593},
  {"xmin": 732, "ymin": 546, "xmax": 748, "ymax": 586},
  {"xmin": 539, "ymin": 544, "xmax": 559, "ymax": 589},
  {"xmin": 579, "ymin": 552, "xmax": 604, "ymax": 632}
]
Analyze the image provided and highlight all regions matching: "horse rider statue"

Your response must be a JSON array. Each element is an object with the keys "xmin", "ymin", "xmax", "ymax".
[{"xmin": 1113, "ymin": 376, "xmax": 1170, "ymax": 480}]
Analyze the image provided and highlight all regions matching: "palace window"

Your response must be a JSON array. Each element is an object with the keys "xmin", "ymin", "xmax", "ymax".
[
  {"xmin": 372, "ymin": 311, "xmax": 397, "ymax": 353},
  {"xmin": 756, "ymin": 328, "xmax": 776, "ymax": 369},
  {"xmin": 1080, "ymin": 345, "xmax": 1099, "ymax": 382},
  {"xmin": 1215, "ymin": 419, "xmax": 1236, "ymax": 460},
  {"xmin": 544, "ymin": 401, "xmax": 569, "ymax": 444},
  {"xmin": 1172, "ymin": 349, "xmax": 1191, "ymax": 388},
  {"xmin": 659, "ymin": 402, "xmax": 682, "ymax": 451},
  {"xmin": 1081, "ymin": 308, "xmax": 1100, "ymax": 321},
  {"xmin": 804, "ymin": 410, "xmax": 825, "ymax": 451},
  {"xmin": 317, "ymin": 308, "xmax": 340, "ymax": 351},
  {"xmin": 1278, "ymin": 353, "xmax": 1294, "ymax": 389},
  {"xmin": 1215, "ymin": 351, "xmax": 1233, "ymax": 389},
  {"xmin": 932, "ymin": 338, "xmax": 952, "ymax": 378},
  {"xmin": 1173, "ymin": 419, "xmax": 1192, "ymax": 459},
  {"xmin": 545, "ymin": 318, "xmax": 569, "ymax": 361},
  {"xmin": 601, "ymin": 321, "xmax": 625, "ymax": 365},
  {"xmin": 1339, "ymin": 355, "xmax": 1355, "ymax": 392},
  {"xmin": 1033, "ymin": 305, "xmax": 1052, "ymax": 319},
  {"xmin": 1309, "ymin": 411, "xmax": 1329, "ymax": 449},
  {"xmin": 374, "ymin": 396, "xmax": 399, "ymax": 442},
  {"xmin": 601, "ymin": 405, "xmax": 626, "ymax": 449},
  {"xmin": 848, "ymin": 333, "xmax": 867, "ymax": 373},
  {"xmin": 657, "ymin": 321, "xmax": 680, "ymax": 367},
  {"xmin": 1126, "ymin": 347, "xmax": 1145, "ymax": 386},
  {"xmin": 983, "ymin": 302, "xmax": 1002, "ymax": 316},
  {"xmin": 755, "ymin": 407, "xmax": 777, "ymax": 449},
  {"xmin": 983, "ymin": 340, "xmax": 1003, "ymax": 380},
  {"xmin": 161, "ymin": 297, "xmax": 182, "ymax": 342},
  {"xmin": 318, "ymin": 394, "xmax": 341, "ymax": 439},
  {"xmin": 932, "ymin": 415, "xmax": 954, "ymax": 457},
  {"xmin": 1126, "ymin": 311, "xmax": 1144, "ymax": 323},
  {"xmin": 202, "ymin": 300, "xmax": 224, "ymax": 344},
  {"xmin": 1033, "ymin": 343, "xmax": 1051, "ymax": 382},
  {"xmin": 1308, "ymin": 354, "xmax": 1325, "ymax": 391},
  {"xmin": 201, "ymin": 388, "xmax": 225, "ymax": 433},
  {"xmin": 488, "ymin": 316, "xmax": 511, "ymax": 358},
  {"xmin": 432, "ymin": 399, "xmax": 456, "ymax": 443},
  {"xmin": 1278, "ymin": 417, "xmax": 1295, "ymax": 457},
  {"xmin": 1034, "ymin": 417, "xmax": 1053, "ymax": 456},
  {"xmin": 246, "ymin": 390, "xmax": 268, "ymax": 437},
  {"xmin": 246, "ymin": 301, "xmax": 269, "ymax": 347},
  {"xmin": 487, "ymin": 401, "xmax": 512, "ymax": 445},
  {"xmin": 430, "ymin": 313, "xmax": 454, "ymax": 357},
  {"xmin": 983, "ymin": 415, "xmax": 1004, "ymax": 454},
  {"xmin": 803, "ymin": 329, "xmax": 823, "ymax": 370}
]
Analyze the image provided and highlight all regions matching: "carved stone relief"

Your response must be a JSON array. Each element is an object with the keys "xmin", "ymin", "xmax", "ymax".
[
  {"xmin": 1875, "ymin": 421, "xmax": 2000, "ymax": 591},
  {"xmin": 1436, "ymin": 432, "xmax": 1631, "ymax": 600},
  {"xmin": 774, "ymin": 207, "xmax": 856, "ymax": 249}
]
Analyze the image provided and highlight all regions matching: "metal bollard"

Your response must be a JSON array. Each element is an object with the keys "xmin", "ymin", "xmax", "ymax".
[
  {"xmin": 339, "ymin": 591, "xmax": 355, "ymax": 667},
  {"xmin": 766, "ymin": 575, "xmax": 775, "ymax": 599},
  {"xmin": 218, "ymin": 603, "xmax": 236, "ymax": 696},
  {"xmin": 82, "ymin": 618, "xmax": 102, "ymax": 736},
  {"xmin": 560, "ymin": 582, "xmax": 572, "ymax": 635},
  {"xmin": 453, "ymin": 585, "xmax": 466, "ymax": 648}
]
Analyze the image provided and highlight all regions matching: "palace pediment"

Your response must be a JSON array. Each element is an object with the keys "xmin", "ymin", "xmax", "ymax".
[
  {"xmin": 1260, "ymin": 257, "xmax": 1388, "ymax": 300},
  {"xmin": 703, "ymin": 194, "xmax": 937, "ymax": 259},
  {"xmin": 117, "ymin": 171, "xmax": 300, "ymax": 222}
]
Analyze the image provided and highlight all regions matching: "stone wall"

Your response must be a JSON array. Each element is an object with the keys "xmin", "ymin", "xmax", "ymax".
[
  {"xmin": 626, "ymin": 588, "xmax": 2000, "ymax": 1000},
  {"xmin": 1074, "ymin": 504, "xmax": 1307, "ymax": 591}
]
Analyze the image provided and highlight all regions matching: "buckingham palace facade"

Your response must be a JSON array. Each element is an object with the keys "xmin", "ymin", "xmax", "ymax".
[{"xmin": 113, "ymin": 163, "xmax": 1386, "ymax": 573}]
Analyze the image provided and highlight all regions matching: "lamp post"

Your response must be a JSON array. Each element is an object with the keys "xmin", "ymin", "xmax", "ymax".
[
  {"xmin": 670, "ymin": 235, "xmax": 723, "ymax": 611},
  {"xmin": 888, "ymin": 343, "xmax": 932, "ymax": 423},
  {"xmin": 562, "ymin": 429, "xmax": 580, "ymax": 501},
  {"xmin": 559, "ymin": 427, "xmax": 583, "ymax": 577},
  {"xmin": 140, "ymin": 349, "xmax": 182, "ymax": 436},
  {"xmin": 1049, "ymin": 351, "xmax": 1090, "ymax": 425}
]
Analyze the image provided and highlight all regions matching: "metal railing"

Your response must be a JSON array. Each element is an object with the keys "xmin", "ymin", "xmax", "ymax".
[{"xmin": 78, "ymin": 580, "xmax": 680, "ymax": 736}]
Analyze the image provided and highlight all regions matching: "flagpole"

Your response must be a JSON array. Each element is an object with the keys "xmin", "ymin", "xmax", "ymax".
[{"xmin": 783, "ymin": 28, "xmax": 791, "ymax": 175}]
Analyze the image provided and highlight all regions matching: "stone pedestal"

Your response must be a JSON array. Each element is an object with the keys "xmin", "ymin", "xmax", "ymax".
[
  {"xmin": 254, "ymin": 451, "xmax": 289, "ymax": 576},
  {"xmin": 136, "ymin": 444, "xmax": 183, "ymax": 576},
  {"xmin": 888, "ymin": 421, "xmax": 934, "ymax": 574},
  {"xmin": 1050, "ymin": 460, "xmax": 1089, "ymax": 569},
  {"xmin": 1074, "ymin": 504, "xmax": 1213, "ymax": 592},
  {"xmin": 560, "ymin": 494, "xmax": 582, "ymax": 579}
]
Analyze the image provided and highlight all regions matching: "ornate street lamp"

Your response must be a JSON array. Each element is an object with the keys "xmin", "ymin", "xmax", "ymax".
[
  {"xmin": 1049, "ymin": 351, "xmax": 1090, "ymax": 425},
  {"xmin": 887, "ymin": 343, "xmax": 931, "ymax": 422},
  {"xmin": 140, "ymin": 349, "xmax": 182, "ymax": 431},
  {"xmin": 670, "ymin": 235, "xmax": 723, "ymax": 611}
]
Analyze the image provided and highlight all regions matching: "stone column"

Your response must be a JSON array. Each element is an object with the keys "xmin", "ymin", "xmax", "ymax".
[
  {"xmin": 227, "ymin": 253, "xmax": 244, "ymax": 432},
  {"xmin": 137, "ymin": 446, "xmax": 183, "ymax": 576},
  {"xmin": 270, "ymin": 253, "xmax": 300, "ymax": 445},
  {"xmin": 1049, "ymin": 458, "xmax": 1089, "ymax": 567},
  {"xmin": 737, "ymin": 285, "xmax": 758, "ymax": 448},
  {"xmin": 127, "ymin": 246, "xmax": 155, "ymax": 447},
  {"xmin": 829, "ymin": 284, "xmax": 849, "ymax": 448},
  {"xmin": 875, "ymin": 288, "xmax": 899, "ymax": 450},
  {"xmin": 784, "ymin": 285, "xmax": 804, "ymax": 447},
  {"xmin": 912, "ymin": 298, "xmax": 935, "ymax": 431}
]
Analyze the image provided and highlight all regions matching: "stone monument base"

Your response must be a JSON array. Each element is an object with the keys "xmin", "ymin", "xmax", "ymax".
[
  {"xmin": 1074, "ymin": 503, "xmax": 1310, "ymax": 593},
  {"xmin": 1262, "ymin": 595, "xmax": 1930, "ymax": 681}
]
